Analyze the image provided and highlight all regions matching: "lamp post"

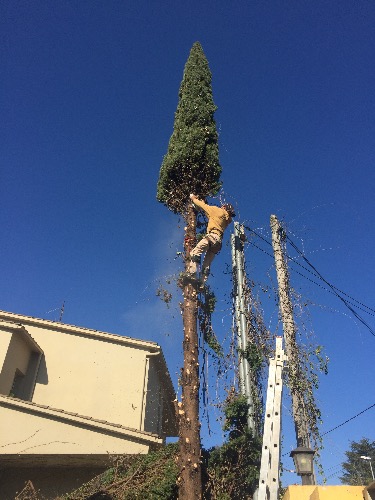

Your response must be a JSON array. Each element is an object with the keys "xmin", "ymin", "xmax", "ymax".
[
  {"xmin": 290, "ymin": 446, "xmax": 316, "ymax": 485},
  {"xmin": 360, "ymin": 456, "xmax": 375, "ymax": 481}
]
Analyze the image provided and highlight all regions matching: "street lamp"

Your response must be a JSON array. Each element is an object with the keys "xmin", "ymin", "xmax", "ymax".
[
  {"xmin": 360, "ymin": 456, "xmax": 375, "ymax": 481},
  {"xmin": 290, "ymin": 446, "xmax": 316, "ymax": 485}
]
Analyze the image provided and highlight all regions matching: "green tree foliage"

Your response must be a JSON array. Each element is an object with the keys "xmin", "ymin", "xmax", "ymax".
[
  {"xmin": 340, "ymin": 437, "xmax": 375, "ymax": 486},
  {"xmin": 62, "ymin": 444, "xmax": 179, "ymax": 499},
  {"xmin": 205, "ymin": 393, "xmax": 262, "ymax": 499},
  {"xmin": 157, "ymin": 41, "xmax": 222, "ymax": 214}
]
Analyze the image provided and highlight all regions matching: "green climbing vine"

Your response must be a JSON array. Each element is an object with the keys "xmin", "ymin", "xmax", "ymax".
[
  {"xmin": 198, "ymin": 285, "xmax": 223, "ymax": 359},
  {"xmin": 205, "ymin": 390, "xmax": 262, "ymax": 499},
  {"xmin": 277, "ymin": 227, "xmax": 329, "ymax": 476},
  {"xmin": 292, "ymin": 291, "xmax": 329, "ymax": 438}
]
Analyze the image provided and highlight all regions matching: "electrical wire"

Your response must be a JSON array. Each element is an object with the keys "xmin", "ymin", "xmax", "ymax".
[
  {"xmin": 321, "ymin": 403, "xmax": 375, "ymax": 436},
  {"xmin": 246, "ymin": 239, "xmax": 274, "ymax": 260},
  {"xmin": 241, "ymin": 225, "xmax": 375, "ymax": 462},
  {"xmin": 242, "ymin": 224, "xmax": 375, "ymax": 337},
  {"xmin": 285, "ymin": 235, "xmax": 375, "ymax": 337},
  {"xmin": 281, "ymin": 403, "xmax": 375, "ymax": 457},
  {"xmin": 245, "ymin": 225, "xmax": 375, "ymax": 313},
  {"xmin": 288, "ymin": 266, "xmax": 375, "ymax": 318},
  {"xmin": 243, "ymin": 225, "xmax": 273, "ymax": 248},
  {"xmin": 247, "ymin": 238, "xmax": 375, "ymax": 317},
  {"xmin": 284, "ymin": 233, "xmax": 375, "ymax": 314}
]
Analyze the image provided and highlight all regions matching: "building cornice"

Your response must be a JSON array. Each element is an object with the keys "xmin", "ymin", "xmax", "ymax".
[
  {"xmin": 0, "ymin": 320, "xmax": 43, "ymax": 353},
  {"xmin": 0, "ymin": 310, "xmax": 159, "ymax": 352}
]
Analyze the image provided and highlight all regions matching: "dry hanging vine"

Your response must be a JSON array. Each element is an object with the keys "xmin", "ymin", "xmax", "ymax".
[{"xmin": 268, "ymin": 219, "xmax": 329, "ymax": 474}]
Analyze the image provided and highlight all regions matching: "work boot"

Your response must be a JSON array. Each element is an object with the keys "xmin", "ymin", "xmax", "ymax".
[
  {"xmin": 190, "ymin": 255, "xmax": 201, "ymax": 264},
  {"xmin": 187, "ymin": 255, "xmax": 201, "ymax": 274}
]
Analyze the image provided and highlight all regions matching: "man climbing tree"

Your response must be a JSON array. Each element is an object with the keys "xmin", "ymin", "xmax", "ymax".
[
  {"xmin": 186, "ymin": 194, "xmax": 235, "ymax": 283},
  {"xmin": 156, "ymin": 41, "xmax": 223, "ymax": 499}
]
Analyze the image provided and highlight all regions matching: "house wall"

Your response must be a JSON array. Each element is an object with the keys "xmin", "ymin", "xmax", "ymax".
[
  {"xmin": 0, "ymin": 403, "xmax": 152, "ymax": 455},
  {"xmin": 27, "ymin": 324, "xmax": 148, "ymax": 430},
  {"xmin": 0, "ymin": 330, "xmax": 13, "ymax": 393},
  {"xmin": 0, "ymin": 332, "xmax": 32, "ymax": 396},
  {"xmin": 143, "ymin": 356, "xmax": 163, "ymax": 435},
  {"xmin": 0, "ymin": 330, "xmax": 12, "ymax": 369}
]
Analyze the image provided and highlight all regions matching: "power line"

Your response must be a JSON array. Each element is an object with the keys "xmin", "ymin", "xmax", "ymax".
[
  {"xmin": 288, "ymin": 266, "xmax": 375, "ymax": 318},
  {"xmin": 245, "ymin": 224, "xmax": 375, "ymax": 311},
  {"xmin": 321, "ymin": 403, "xmax": 375, "ymax": 436},
  {"xmin": 244, "ymin": 225, "xmax": 273, "ymax": 248},
  {"xmin": 285, "ymin": 234, "xmax": 375, "ymax": 315},
  {"xmin": 285, "ymin": 235, "xmax": 375, "ymax": 338},
  {"xmin": 287, "ymin": 252, "xmax": 375, "ymax": 315},
  {"xmin": 246, "ymin": 224, "xmax": 375, "ymax": 314},
  {"xmin": 325, "ymin": 468, "xmax": 343, "ymax": 480},
  {"xmin": 281, "ymin": 403, "xmax": 375, "ymax": 457},
  {"xmin": 243, "ymin": 224, "xmax": 375, "ymax": 336},
  {"xmin": 246, "ymin": 239, "xmax": 274, "ymax": 260}
]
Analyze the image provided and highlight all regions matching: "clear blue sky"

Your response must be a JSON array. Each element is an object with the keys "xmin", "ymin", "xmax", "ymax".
[{"xmin": 1, "ymin": 0, "xmax": 374, "ymax": 486}]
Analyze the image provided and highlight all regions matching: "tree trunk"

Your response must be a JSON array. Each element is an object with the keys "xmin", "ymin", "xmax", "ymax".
[{"xmin": 177, "ymin": 204, "xmax": 202, "ymax": 500}]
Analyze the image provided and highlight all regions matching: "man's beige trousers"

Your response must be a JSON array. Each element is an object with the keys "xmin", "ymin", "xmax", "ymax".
[{"xmin": 187, "ymin": 232, "xmax": 222, "ymax": 277}]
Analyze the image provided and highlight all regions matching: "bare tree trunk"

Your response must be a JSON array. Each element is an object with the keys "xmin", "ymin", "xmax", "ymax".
[
  {"xmin": 270, "ymin": 214, "xmax": 310, "ymax": 448},
  {"xmin": 177, "ymin": 204, "xmax": 202, "ymax": 499}
]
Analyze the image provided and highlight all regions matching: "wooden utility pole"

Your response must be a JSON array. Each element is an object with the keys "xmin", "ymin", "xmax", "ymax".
[
  {"xmin": 257, "ymin": 336, "xmax": 286, "ymax": 500},
  {"xmin": 270, "ymin": 215, "xmax": 310, "ymax": 448}
]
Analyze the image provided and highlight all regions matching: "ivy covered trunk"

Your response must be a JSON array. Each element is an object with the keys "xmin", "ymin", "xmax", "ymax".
[
  {"xmin": 177, "ymin": 204, "xmax": 202, "ymax": 499},
  {"xmin": 270, "ymin": 214, "xmax": 310, "ymax": 448}
]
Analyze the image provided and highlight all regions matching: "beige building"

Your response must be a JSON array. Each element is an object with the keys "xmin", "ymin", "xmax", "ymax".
[
  {"xmin": 0, "ymin": 310, "xmax": 177, "ymax": 498},
  {"xmin": 282, "ymin": 484, "xmax": 375, "ymax": 500}
]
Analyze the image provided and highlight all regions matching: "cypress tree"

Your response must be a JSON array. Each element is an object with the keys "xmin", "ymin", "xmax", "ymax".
[
  {"xmin": 156, "ymin": 42, "xmax": 222, "ymax": 500},
  {"xmin": 157, "ymin": 41, "xmax": 222, "ymax": 214}
]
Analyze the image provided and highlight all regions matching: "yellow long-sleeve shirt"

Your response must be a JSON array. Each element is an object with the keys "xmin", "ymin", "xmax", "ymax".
[{"xmin": 192, "ymin": 198, "xmax": 232, "ymax": 236}]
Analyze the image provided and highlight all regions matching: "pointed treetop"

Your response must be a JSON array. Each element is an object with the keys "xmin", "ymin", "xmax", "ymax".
[{"xmin": 157, "ymin": 42, "xmax": 222, "ymax": 215}]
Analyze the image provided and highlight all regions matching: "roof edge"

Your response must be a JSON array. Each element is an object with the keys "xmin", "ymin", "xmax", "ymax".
[
  {"xmin": 0, "ymin": 320, "xmax": 43, "ymax": 353},
  {"xmin": 0, "ymin": 310, "xmax": 160, "ymax": 352}
]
